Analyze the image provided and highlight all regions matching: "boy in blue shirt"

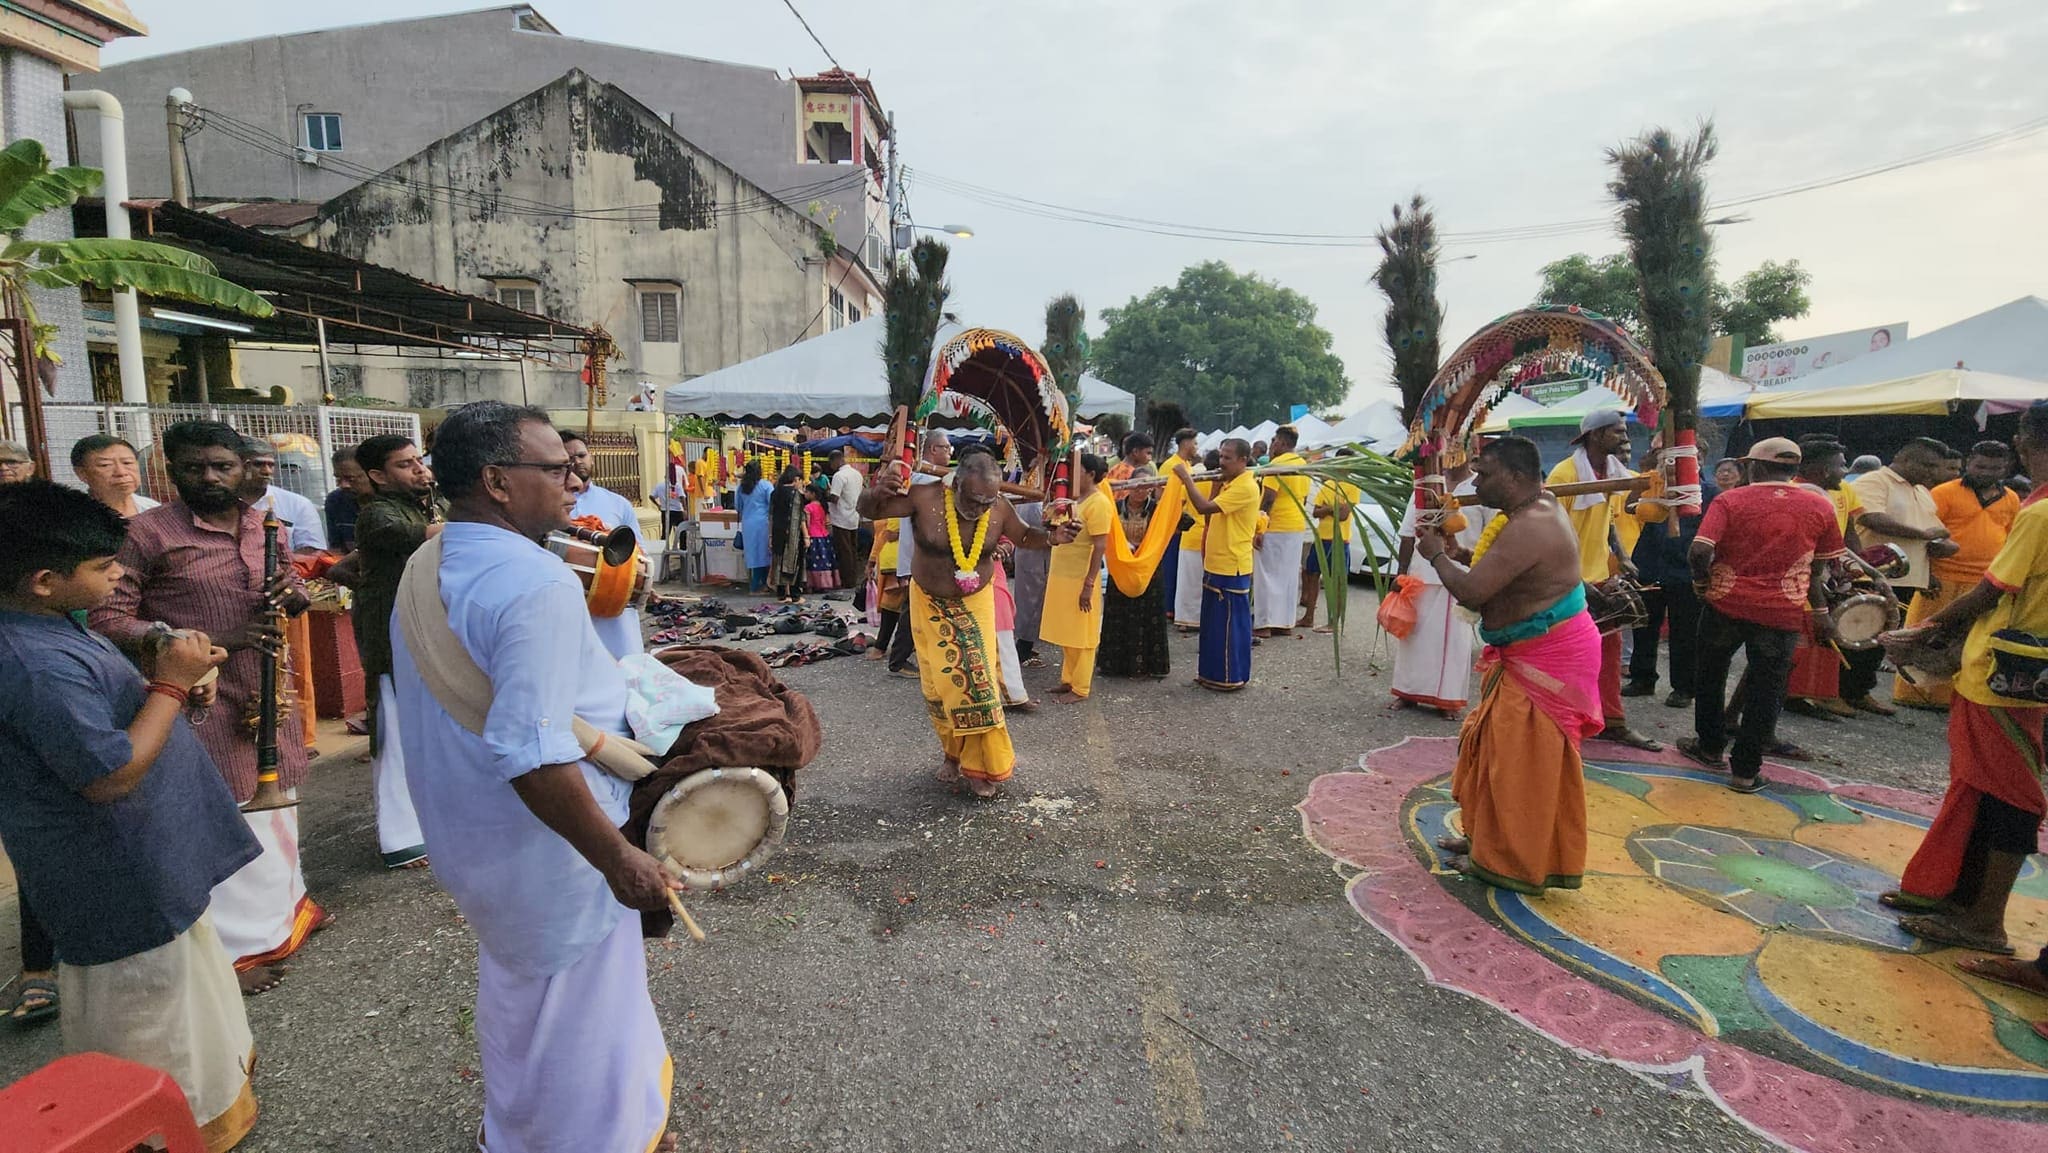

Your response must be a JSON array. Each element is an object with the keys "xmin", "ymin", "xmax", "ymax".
[{"xmin": 0, "ymin": 481, "xmax": 263, "ymax": 1149}]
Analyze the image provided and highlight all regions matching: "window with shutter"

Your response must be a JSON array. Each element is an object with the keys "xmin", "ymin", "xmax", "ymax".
[{"xmin": 640, "ymin": 290, "xmax": 680, "ymax": 343}]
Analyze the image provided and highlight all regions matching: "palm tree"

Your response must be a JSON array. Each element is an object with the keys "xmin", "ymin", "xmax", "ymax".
[
  {"xmin": 1040, "ymin": 294, "xmax": 1086, "ymax": 414},
  {"xmin": 1608, "ymin": 124, "xmax": 1717, "ymax": 460},
  {"xmin": 1372, "ymin": 195, "xmax": 1443, "ymax": 425},
  {"xmin": 881, "ymin": 237, "xmax": 951, "ymax": 412},
  {"xmin": 0, "ymin": 138, "xmax": 271, "ymax": 370}
]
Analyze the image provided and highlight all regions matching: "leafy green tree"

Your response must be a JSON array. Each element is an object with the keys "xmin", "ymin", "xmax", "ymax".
[
  {"xmin": 1094, "ymin": 261, "xmax": 1347, "ymax": 429},
  {"xmin": 1534, "ymin": 252, "xmax": 1812, "ymax": 346},
  {"xmin": 0, "ymin": 138, "xmax": 271, "ymax": 366}
]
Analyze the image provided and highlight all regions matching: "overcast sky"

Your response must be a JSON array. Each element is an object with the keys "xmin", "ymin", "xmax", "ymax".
[{"xmin": 107, "ymin": 0, "xmax": 2048, "ymax": 414}]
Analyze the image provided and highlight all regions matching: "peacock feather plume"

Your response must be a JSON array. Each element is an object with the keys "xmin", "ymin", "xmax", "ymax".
[
  {"xmin": 1373, "ymin": 194, "xmax": 1445, "ymax": 425},
  {"xmin": 1608, "ymin": 123, "xmax": 1717, "ymax": 434},
  {"xmin": 883, "ymin": 238, "xmax": 952, "ymax": 412},
  {"xmin": 1041, "ymin": 294, "xmax": 1087, "ymax": 413}
]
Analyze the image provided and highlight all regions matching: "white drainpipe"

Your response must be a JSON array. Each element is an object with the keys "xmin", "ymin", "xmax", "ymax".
[{"xmin": 63, "ymin": 90, "xmax": 147, "ymax": 403}]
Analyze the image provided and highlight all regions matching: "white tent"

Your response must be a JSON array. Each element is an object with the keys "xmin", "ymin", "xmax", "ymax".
[
  {"xmin": 662, "ymin": 317, "xmax": 1136, "ymax": 422},
  {"xmin": 1474, "ymin": 392, "xmax": 1546, "ymax": 433},
  {"xmin": 1768, "ymin": 296, "xmax": 2048, "ymax": 395},
  {"xmin": 1291, "ymin": 413, "xmax": 1342, "ymax": 449},
  {"xmin": 1325, "ymin": 400, "xmax": 1408, "ymax": 448}
]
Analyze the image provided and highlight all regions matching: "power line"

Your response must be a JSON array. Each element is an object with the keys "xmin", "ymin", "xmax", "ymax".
[
  {"xmin": 908, "ymin": 113, "xmax": 2048, "ymax": 250},
  {"xmin": 775, "ymin": 0, "xmax": 844, "ymax": 74}
]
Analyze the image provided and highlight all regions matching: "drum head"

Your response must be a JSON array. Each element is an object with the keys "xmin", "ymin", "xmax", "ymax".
[
  {"xmin": 644, "ymin": 767, "xmax": 789, "ymax": 891},
  {"xmin": 1832, "ymin": 595, "xmax": 1894, "ymax": 649}
]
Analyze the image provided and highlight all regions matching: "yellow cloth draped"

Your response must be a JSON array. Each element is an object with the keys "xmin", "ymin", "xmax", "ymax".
[
  {"xmin": 908, "ymin": 582, "xmax": 1014, "ymax": 782},
  {"xmin": 1103, "ymin": 474, "xmax": 1189, "ymax": 597}
]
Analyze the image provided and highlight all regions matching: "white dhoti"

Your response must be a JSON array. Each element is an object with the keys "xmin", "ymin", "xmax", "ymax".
[
  {"xmin": 996, "ymin": 627, "xmax": 1030, "ymax": 704},
  {"xmin": 59, "ymin": 914, "xmax": 258, "ymax": 1153},
  {"xmin": 1252, "ymin": 530, "xmax": 1308, "ymax": 629},
  {"xmin": 209, "ymin": 804, "xmax": 320, "ymax": 968},
  {"xmin": 374, "ymin": 675, "xmax": 427, "ymax": 868},
  {"xmin": 1392, "ymin": 583, "xmax": 1477, "ymax": 710},
  {"xmin": 476, "ymin": 915, "xmax": 672, "ymax": 1153},
  {"xmin": 1174, "ymin": 546, "xmax": 1205, "ymax": 625}
]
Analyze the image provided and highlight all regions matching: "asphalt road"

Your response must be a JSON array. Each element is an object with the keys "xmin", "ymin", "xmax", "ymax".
[{"xmin": 1, "ymin": 600, "xmax": 1957, "ymax": 1152}]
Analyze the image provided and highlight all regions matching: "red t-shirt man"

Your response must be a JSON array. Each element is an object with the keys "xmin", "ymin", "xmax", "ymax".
[{"xmin": 1695, "ymin": 478, "xmax": 1847, "ymax": 632}]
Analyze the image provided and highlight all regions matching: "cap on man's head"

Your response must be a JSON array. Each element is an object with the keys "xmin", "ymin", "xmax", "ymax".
[
  {"xmin": 1571, "ymin": 408, "xmax": 1627, "ymax": 442},
  {"xmin": 1744, "ymin": 437, "xmax": 1802, "ymax": 465}
]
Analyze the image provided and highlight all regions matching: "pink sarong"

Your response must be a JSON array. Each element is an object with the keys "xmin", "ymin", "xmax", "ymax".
[{"xmin": 1479, "ymin": 610, "xmax": 1604, "ymax": 748}]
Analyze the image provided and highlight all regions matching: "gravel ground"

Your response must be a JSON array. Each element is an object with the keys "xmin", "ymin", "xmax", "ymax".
[{"xmin": 0, "ymin": 589, "xmax": 1956, "ymax": 1152}]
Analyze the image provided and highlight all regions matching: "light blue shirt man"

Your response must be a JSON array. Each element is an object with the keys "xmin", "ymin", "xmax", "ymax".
[
  {"xmin": 390, "ymin": 522, "xmax": 632, "ymax": 977},
  {"xmin": 571, "ymin": 483, "xmax": 648, "ymax": 659},
  {"xmin": 256, "ymin": 484, "xmax": 328, "ymax": 551}
]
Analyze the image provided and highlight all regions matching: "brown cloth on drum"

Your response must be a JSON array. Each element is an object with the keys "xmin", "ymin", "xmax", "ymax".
[{"xmin": 623, "ymin": 646, "xmax": 823, "ymax": 938}]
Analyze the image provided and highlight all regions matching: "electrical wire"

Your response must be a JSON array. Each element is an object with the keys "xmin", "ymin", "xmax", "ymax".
[
  {"xmin": 775, "ymin": 0, "xmax": 844, "ymax": 75},
  {"xmin": 905, "ymin": 113, "xmax": 2048, "ymax": 250}
]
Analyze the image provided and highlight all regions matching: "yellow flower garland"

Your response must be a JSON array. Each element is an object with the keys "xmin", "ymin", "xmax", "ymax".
[
  {"xmin": 945, "ymin": 489, "xmax": 991, "ymax": 573},
  {"xmin": 1469, "ymin": 512, "xmax": 1509, "ymax": 564}
]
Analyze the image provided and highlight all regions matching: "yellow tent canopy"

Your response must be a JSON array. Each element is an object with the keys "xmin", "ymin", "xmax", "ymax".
[{"xmin": 1745, "ymin": 368, "xmax": 2046, "ymax": 419}]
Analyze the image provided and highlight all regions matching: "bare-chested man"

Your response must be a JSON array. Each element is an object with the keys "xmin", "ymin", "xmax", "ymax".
[
  {"xmin": 1413, "ymin": 436, "xmax": 1605, "ymax": 893},
  {"xmin": 860, "ymin": 447, "xmax": 1074, "ymax": 796}
]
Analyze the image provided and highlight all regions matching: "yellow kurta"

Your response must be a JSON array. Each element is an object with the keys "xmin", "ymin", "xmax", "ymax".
[{"xmin": 1041, "ymin": 488, "xmax": 1112, "ymax": 650}]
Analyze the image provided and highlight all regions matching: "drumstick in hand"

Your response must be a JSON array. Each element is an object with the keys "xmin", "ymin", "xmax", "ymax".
[{"xmin": 666, "ymin": 889, "xmax": 706, "ymax": 943}]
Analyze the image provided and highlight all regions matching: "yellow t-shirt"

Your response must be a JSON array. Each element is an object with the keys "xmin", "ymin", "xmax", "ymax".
[
  {"xmin": 1262, "ymin": 452, "xmax": 1311, "ymax": 533},
  {"xmin": 1204, "ymin": 472, "xmax": 1264, "ymax": 576},
  {"xmin": 1314, "ymin": 480, "xmax": 1362, "ymax": 543},
  {"xmin": 1955, "ymin": 498, "xmax": 2048, "ymax": 708},
  {"xmin": 1547, "ymin": 457, "xmax": 1630, "ymax": 582},
  {"xmin": 876, "ymin": 517, "xmax": 900, "ymax": 570},
  {"xmin": 1050, "ymin": 488, "xmax": 1113, "ymax": 581},
  {"xmin": 1826, "ymin": 485, "xmax": 1863, "ymax": 536}
]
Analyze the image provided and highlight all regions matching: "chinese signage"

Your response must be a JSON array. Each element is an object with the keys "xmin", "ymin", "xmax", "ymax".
[
  {"xmin": 802, "ymin": 94, "xmax": 853, "ymax": 126},
  {"xmin": 1741, "ymin": 323, "xmax": 1907, "ymax": 385}
]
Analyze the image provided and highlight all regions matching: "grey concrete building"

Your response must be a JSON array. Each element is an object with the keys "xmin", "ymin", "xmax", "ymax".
[
  {"xmin": 270, "ymin": 69, "xmax": 871, "ymax": 409},
  {"xmin": 0, "ymin": 0, "xmax": 147, "ymax": 404},
  {"xmin": 78, "ymin": 5, "xmax": 891, "ymax": 269}
]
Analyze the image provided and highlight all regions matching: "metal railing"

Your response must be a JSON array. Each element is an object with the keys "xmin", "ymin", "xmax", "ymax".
[{"xmin": 10, "ymin": 402, "xmax": 422, "ymax": 505}]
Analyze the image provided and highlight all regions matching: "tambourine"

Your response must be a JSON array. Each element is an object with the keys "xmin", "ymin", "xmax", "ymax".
[
  {"xmin": 1828, "ymin": 592, "xmax": 1899, "ymax": 651},
  {"xmin": 642, "ymin": 767, "xmax": 789, "ymax": 891}
]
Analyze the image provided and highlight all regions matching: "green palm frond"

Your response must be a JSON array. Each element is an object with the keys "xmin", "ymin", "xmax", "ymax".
[
  {"xmin": 6, "ymin": 237, "xmax": 219, "ymax": 274},
  {"xmin": 1372, "ymin": 195, "xmax": 1444, "ymax": 424},
  {"xmin": 882, "ymin": 237, "xmax": 951, "ymax": 411},
  {"xmin": 0, "ymin": 140, "xmax": 100, "ymax": 234},
  {"xmin": 1265, "ymin": 444, "xmax": 1416, "ymax": 673},
  {"xmin": 1608, "ymin": 123, "xmax": 1717, "ymax": 431}
]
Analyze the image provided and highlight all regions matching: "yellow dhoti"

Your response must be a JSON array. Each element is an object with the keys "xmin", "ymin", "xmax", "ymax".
[{"xmin": 909, "ymin": 582, "xmax": 1014, "ymax": 782}]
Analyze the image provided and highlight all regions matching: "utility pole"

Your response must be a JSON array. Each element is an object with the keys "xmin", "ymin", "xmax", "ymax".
[
  {"xmin": 885, "ymin": 110, "xmax": 905, "ymax": 264},
  {"xmin": 166, "ymin": 88, "xmax": 193, "ymax": 206}
]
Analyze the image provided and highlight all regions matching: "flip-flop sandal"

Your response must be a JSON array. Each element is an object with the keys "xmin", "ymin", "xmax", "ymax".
[
  {"xmin": 7, "ymin": 978, "xmax": 57, "ymax": 1026},
  {"xmin": 1022, "ymin": 656, "xmax": 1046, "ymax": 668},
  {"xmin": 1766, "ymin": 741, "xmax": 1814, "ymax": 762},
  {"xmin": 1956, "ymin": 955, "xmax": 2048, "ymax": 996},
  {"xmin": 1879, "ymin": 890, "xmax": 1952, "ymax": 913},
  {"xmin": 1675, "ymin": 737, "xmax": 1725, "ymax": 769},
  {"xmin": 1899, "ymin": 914, "xmax": 2016, "ymax": 955}
]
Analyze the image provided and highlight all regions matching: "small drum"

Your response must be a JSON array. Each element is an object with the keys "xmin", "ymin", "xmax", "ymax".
[
  {"xmin": 1858, "ymin": 543, "xmax": 1911, "ymax": 580},
  {"xmin": 1586, "ymin": 578, "xmax": 1649, "ymax": 635},
  {"xmin": 643, "ymin": 767, "xmax": 789, "ymax": 891},
  {"xmin": 1829, "ymin": 592, "xmax": 1899, "ymax": 650},
  {"xmin": 1881, "ymin": 623, "xmax": 1966, "ymax": 678},
  {"xmin": 547, "ymin": 523, "xmax": 650, "ymax": 618}
]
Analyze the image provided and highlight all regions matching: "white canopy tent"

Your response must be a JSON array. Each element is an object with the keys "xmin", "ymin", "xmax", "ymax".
[
  {"xmin": 662, "ymin": 317, "xmax": 1136, "ymax": 421},
  {"xmin": 1326, "ymin": 400, "xmax": 1408, "ymax": 449},
  {"xmin": 1474, "ymin": 392, "xmax": 1547, "ymax": 433}
]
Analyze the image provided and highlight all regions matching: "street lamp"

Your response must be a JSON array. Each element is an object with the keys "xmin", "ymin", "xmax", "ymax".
[{"xmin": 894, "ymin": 222, "xmax": 975, "ymax": 248}]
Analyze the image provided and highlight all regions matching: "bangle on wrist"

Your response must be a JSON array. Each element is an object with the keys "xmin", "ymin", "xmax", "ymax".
[{"xmin": 146, "ymin": 680, "xmax": 189, "ymax": 705}]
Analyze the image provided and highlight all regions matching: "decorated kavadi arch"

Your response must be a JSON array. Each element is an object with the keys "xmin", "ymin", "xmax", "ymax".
[
  {"xmin": 1398, "ymin": 305, "xmax": 1669, "ymax": 468},
  {"xmin": 917, "ymin": 327, "xmax": 1073, "ymax": 484}
]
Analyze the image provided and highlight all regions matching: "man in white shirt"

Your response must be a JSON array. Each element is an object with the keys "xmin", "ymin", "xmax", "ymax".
[
  {"xmin": 826, "ymin": 448, "xmax": 866, "ymax": 590},
  {"xmin": 236, "ymin": 438, "xmax": 327, "ymax": 552},
  {"xmin": 561, "ymin": 430, "xmax": 649, "ymax": 660},
  {"xmin": 1848, "ymin": 438, "xmax": 1957, "ymax": 714}
]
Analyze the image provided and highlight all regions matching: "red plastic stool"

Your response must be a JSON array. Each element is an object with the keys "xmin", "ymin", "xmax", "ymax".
[{"xmin": 0, "ymin": 1052, "xmax": 204, "ymax": 1153}]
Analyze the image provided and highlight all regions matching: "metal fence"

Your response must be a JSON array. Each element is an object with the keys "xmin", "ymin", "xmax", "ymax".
[
  {"xmin": 584, "ymin": 428, "xmax": 644, "ymax": 503},
  {"xmin": 11, "ymin": 402, "xmax": 422, "ymax": 505}
]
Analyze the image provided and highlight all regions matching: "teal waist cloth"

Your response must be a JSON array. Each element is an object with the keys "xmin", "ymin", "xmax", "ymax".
[{"xmin": 1479, "ymin": 584, "xmax": 1587, "ymax": 648}]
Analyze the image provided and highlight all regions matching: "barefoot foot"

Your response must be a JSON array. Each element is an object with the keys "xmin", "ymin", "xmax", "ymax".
[
  {"xmin": 1052, "ymin": 690, "xmax": 1087, "ymax": 703},
  {"xmin": 966, "ymin": 777, "xmax": 1000, "ymax": 798},
  {"xmin": 1435, "ymin": 834, "xmax": 1471, "ymax": 854},
  {"xmin": 238, "ymin": 965, "xmax": 285, "ymax": 996},
  {"xmin": 934, "ymin": 759, "xmax": 962, "ymax": 783}
]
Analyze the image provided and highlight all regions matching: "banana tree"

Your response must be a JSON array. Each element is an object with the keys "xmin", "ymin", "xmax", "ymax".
[{"xmin": 0, "ymin": 137, "xmax": 272, "ymax": 370}]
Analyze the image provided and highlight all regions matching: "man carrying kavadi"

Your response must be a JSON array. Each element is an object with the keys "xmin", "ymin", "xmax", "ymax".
[{"xmin": 1415, "ymin": 436, "xmax": 1604, "ymax": 892}]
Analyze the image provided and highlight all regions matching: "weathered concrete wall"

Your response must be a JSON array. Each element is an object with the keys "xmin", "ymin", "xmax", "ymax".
[
  {"xmin": 307, "ymin": 72, "xmax": 827, "ymax": 408},
  {"xmin": 79, "ymin": 8, "xmax": 886, "ymax": 258}
]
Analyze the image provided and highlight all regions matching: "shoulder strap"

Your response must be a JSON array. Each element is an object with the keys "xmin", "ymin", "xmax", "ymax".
[{"xmin": 395, "ymin": 534, "xmax": 658, "ymax": 781}]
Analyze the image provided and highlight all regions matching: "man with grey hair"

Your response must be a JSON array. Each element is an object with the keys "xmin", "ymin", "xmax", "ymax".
[
  {"xmin": 883, "ymin": 428, "xmax": 955, "ymax": 675},
  {"xmin": 0, "ymin": 439, "xmax": 36, "ymax": 484}
]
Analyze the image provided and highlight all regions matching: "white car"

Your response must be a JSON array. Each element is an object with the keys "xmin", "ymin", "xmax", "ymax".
[{"xmin": 1343, "ymin": 496, "xmax": 1403, "ymax": 580}]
